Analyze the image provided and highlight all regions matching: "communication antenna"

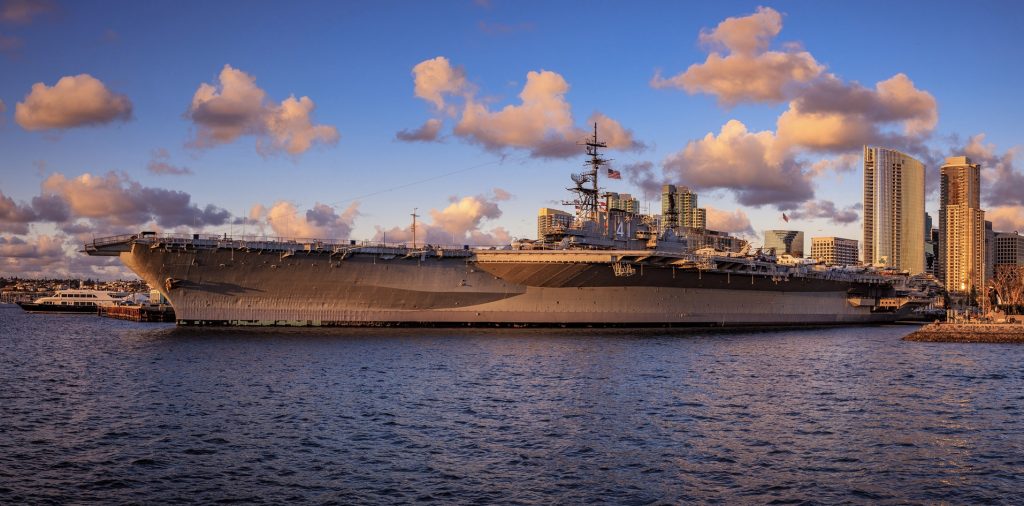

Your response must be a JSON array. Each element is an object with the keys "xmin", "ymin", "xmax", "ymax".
[{"xmin": 411, "ymin": 208, "xmax": 419, "ymax": 249}]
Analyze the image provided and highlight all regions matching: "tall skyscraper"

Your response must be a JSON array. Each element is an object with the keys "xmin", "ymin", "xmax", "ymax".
[
  {"xmin": 811, "ymin": 237, "xmax": 859, "ymax": 266},
  {"xmin": 939, "ymin": 156, "xmax": 985, "ymax": 296},
  {"xmin": 863, "ymin": 146, "xmax": 925, "ymax": 273},
  {"xmin": 660, "ymin": 185, "xmax": 705, "ymax": 232},
  {"xmin": 764, "ymin": 230, "xmax": 804, "ymax": 257}
]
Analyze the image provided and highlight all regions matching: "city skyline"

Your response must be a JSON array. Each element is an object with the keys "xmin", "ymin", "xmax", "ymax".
[{"xmin": 2, "ymin": 1, "xmax": 1024, "ymax": 278}]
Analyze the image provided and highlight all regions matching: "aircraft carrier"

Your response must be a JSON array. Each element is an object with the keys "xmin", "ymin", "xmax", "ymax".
[{"xmin": 83, "ymin": 127, "xmax": 919, "ymax": 327}]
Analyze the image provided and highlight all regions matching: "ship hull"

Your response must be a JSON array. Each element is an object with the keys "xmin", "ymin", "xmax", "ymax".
[
  {"xmin": 16, "ymin": 302, "xmax": 100, "ymax": 314},
  {"xmin": 114, "ymin": 243, "xmax": 909, "ymax": 327}
]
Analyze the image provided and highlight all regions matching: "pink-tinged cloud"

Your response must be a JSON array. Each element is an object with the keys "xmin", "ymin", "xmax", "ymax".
[
  {"xmin": 147, "ymin": 148, "xmax": 193, "ymax": 176},
  {"xmin": 254, "ymin": 201, "xmax": 359, "ymax": 239},
  {"xmin": 41, "ymin": 172, "xmax": 230, "ymax": 228},
  {"xmin": 652, "ymin": 6, "xmax": 823, "ymax": 105},
  {"xmin": 663, "ymin": 119, "xmax": 813, "ymax": 209},
  {"xmin": 988, "ymin": 206, "xmax": 1024, "ymax": 233},
  {"xmin": 787, "ymin": 199, "xmax": 860, "ymax": 224},
  {"xmin": 0, "ymin": 190, "xmax": 36, "ymax": 234},
  {"xmin": 396, "ymin": 118, "xmax": 443, "ymax": 142},
  {"xmin": 372, "ymin": 190, "xmax": 512, "ymax": 245},
  {"xmin": 777, "ymin": 73, "xmax": 938, "ymax": 153},
  {"xmin": 187, "ymin": 64, "xmax": 339, "ymax": 156},
  {"xmin": 706, "ymin": 207, "xmax": 754, "ymax": 235},
  {"xmin": 15, "ymin": 74, "xmax": 132, "ymax": 130},
  {"xmin": 412, "ymin": 56, "xmax": 469, "ymax": 111},
  {"xmin": 0, "ymin": 0, "xmax": 54, "ymax": 24},
  {"xmin": 0, "ymin": 235, "xmax": 64, "ymax": 276},
  {"xmin": 0, "ymin": 233, "xmax": 134, "ymax": 279},
  {"xmin": 406, "ymin": 57, "xmax": 642, "ymax": 159},
  {"xmin": 959, "ymin": 134, "xmax": 1024, "ymax": 208},
  {"xmin": 0, "ymin": 234, "xmax": 90, "ymax": 279}
]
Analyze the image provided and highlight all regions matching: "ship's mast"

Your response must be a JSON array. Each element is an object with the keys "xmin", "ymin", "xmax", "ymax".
[{"xmin": 564, "ymin": 123, "xmax": 609, "ymax": 224}]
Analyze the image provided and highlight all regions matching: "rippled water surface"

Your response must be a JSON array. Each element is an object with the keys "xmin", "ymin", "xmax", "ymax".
[{"xmin": 2, "ymin": 304, "xmax": 1023, "ymax": 504}]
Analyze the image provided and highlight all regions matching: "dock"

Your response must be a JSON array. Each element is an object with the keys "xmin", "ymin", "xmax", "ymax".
[
  {"xmin": 98, "ymin": 305, "xmax": 176, "ymax": 322},
  {"xmin": 904, "ymin": 321, "xmax": 1024, "ymax": 343}
]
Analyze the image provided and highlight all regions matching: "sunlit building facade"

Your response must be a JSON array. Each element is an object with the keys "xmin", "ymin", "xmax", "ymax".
[
  {"xmin": 939, "ymin": 156, "xmax": 985, "ymax": 296},
  {"xmin": 811, "ymin": 237, "xmax": 859, "ymax": 266},
  {"xmin": 537, "ymin": 208, "xmax": 573, "ymax": 240},
  {"xmin": 863, "ymin": 146, "xmax": 925, "ymax": 273}
]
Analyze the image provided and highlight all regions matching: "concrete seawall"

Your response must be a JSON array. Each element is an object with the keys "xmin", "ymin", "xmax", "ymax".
[{"xmin": 904, "ymin": 322, "xmax": 1024, "ymax": 343}]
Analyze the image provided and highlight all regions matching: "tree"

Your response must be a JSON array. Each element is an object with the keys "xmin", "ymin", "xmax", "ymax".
[{"xmin": 991, "ymin": 265, "xmax": 1024, "ymax": 314}]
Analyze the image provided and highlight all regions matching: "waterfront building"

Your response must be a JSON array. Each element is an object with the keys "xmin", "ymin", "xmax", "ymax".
[
  {"xmin": 764, "ymin": 230, "xmax": 804, "ymax": 257},
  {"xmin": 811, "ymin": 237, "xmax": 859, "ymax": 266},
  {"xmin": 995, "ymin": 231, "xmax": 1024, "ymax": 266},
  {"xmin": 537, "ymin": 208, "xmax": 573, "ymax": 240},
  {"xmin": 660, "ymin": 184, "xmax": 705, "ymax": 231},
  {"xmin": 862, "ymin": 146, "xmax": 926, "ymax": 273},
  {"xmin": 939, "ymin": 156, "xmax": 986, "ymax": 296}
]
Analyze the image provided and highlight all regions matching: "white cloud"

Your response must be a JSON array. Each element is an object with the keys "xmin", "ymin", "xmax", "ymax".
[
  {"xmin": 405, "ymin": 57, "xmax": 642, "ymax": 158},
  {"xmin": 186, "ymin": 64, "xmax": 339, "ymax": 155},
  {"xmin": 663, "ymin": 120, "xmax": 813, "ymax": 209},
  {"xmin": 372, "ymin": 190, "xmax": 512, "ymax": 245},
  {"xmin": 15, "ymin": 74, "xmax": 132, "ymax": 130},
  {"xmin": 651, "ymin": 6, "xmax": 823, "ymax": 105},
  {"xmin": 706, "ymin": 207, "xmax": 753, "ymax": 235},
  {"xmin": 41, "ymin": 171, "xmax": 230, "ymax": 228},
  {"xmin": 988, "ymin": 206, "xmax": 1024, "ymax": 233},
  {"xmin": 257, "ymin": 201, "xmax": 359, "ymax": 239}
]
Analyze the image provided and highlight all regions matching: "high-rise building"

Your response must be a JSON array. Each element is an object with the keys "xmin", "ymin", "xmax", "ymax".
[
  {"xmin": 939, "ymin": 156, "xmax": 985, "ymax": 296},
  {"xmin": 660, "ymin": 185, "xmax": 705, "ymax": 232},
  {"xmin": 764, "ymin": 230, "xmax": 804, "ymax": 257},
  {"xmin": 863, "ymin": 146, "xmax": 925, "ymax": 273},
  {"xmin": 924, "ymin": 212, "xmax": 937, "ymax": 275},
  {"xmin": 985, "ymin": 220, "xmax": 996, "ymax": 282},
  {"xmin": 811, "ymin": 237, "xmax": 859, "ymax": 266},
  {"xmin": 994, "ymin": 231, "xmax": 1024, "ymax": 266},
  {"xmin": 537, "ymin": 208, "xmax": 573, "ymax": 240},
  {"xmin": 607, "ymin": 192, "xmax": 640, "ymax": 214}
]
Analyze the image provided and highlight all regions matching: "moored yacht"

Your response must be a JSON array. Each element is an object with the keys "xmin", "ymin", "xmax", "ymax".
[{"xmin": 16, "ymin": 289, "xmax": 130, "ymax": 314}]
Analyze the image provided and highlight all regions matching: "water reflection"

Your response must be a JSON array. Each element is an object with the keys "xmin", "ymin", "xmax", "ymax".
[{"xmin": 1, "ymin": 306, "xmax": 1022, "ymax": 503}]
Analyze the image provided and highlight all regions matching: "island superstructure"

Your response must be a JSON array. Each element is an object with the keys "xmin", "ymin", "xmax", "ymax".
[{"xmin": 83, "ymin": 126, "xmax": 920, "ymax": 326}]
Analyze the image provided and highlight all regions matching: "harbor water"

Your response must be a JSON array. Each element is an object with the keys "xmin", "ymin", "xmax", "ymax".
[{"xmin": 1, "ymin": 304, "xmax": 1022, "ymax": 503}]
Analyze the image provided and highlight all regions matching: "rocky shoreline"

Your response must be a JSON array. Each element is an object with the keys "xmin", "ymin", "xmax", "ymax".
[{"xmin": 904, "ymin": 322, "xmax": 1024, "ymax": 343}]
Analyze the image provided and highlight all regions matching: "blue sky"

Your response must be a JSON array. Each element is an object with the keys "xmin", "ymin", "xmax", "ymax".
[{"xmin": 2, "ymin": 0, "xmax": 1023, "ymax": 277}]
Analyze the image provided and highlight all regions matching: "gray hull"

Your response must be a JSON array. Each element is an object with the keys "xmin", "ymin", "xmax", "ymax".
[{"xmin": 111, "ymin": 242, "xmax": 908, "ymax": 327}]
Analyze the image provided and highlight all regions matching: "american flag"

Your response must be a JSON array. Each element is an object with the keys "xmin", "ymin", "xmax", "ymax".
[
  {"xmin": 782, "ymin": 212, "xmax": 790, "ymax": 223},
  {"xmin": 607, "ymin": 168, "xmax": 621, "ymax": 180}
]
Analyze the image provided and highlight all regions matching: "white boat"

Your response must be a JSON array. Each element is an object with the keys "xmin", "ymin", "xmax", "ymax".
[{"xmin": 16, "ymin": 289, "xmax": 131, "ymax": 314}]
